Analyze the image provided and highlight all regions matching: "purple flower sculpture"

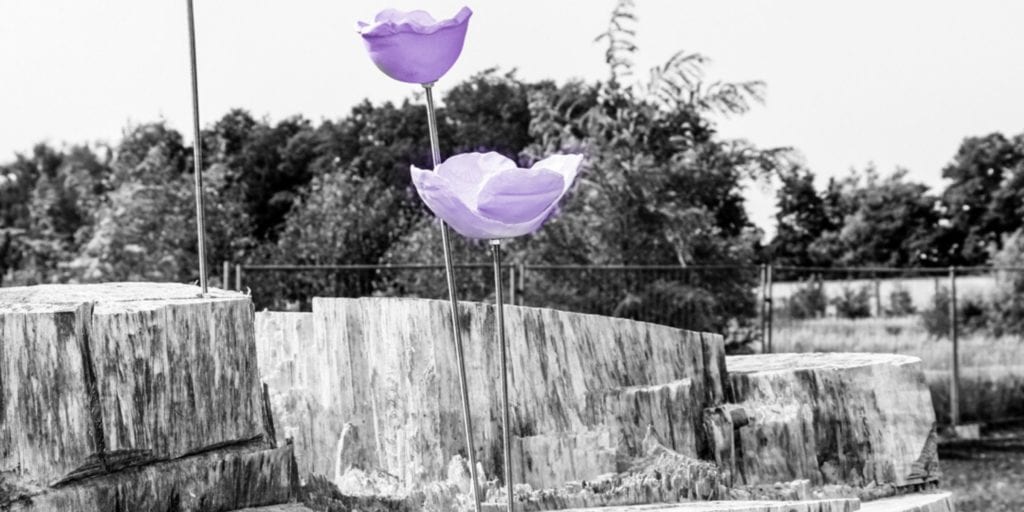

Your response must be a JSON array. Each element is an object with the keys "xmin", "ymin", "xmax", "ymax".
[
  {"xmin": 357, "ymin": 7, "xmax": 473, "ymax": 84},
  {"xmin": 411, "ymin": 152, "xmax": 584, "ymax": 240}
]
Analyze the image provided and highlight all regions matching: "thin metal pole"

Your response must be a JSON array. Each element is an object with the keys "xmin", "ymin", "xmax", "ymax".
[
  {"xmin": 235, "ymin": 264, "xmax": 242, "ymax": 292},
  {"xmin": 423, "ymin": 83, "xmax": 483, "ymax": 512},
  {"xmin": 509, "ymin": 264, "xmax": 517, "ymax": 305},
  {"xmin": 517, "ymin": 263, "xmax": 526, "ymax": 306},
  {"xmin": 491, "ymin": 240, "xmax": 514, "ymax": 512},
  {"xmin": 770, "ymin": 264, "xmax": 774, "ymax": 352},
  {"xmin": 186, "ymin": 0, "xmax": 209, "ymax": 295},
  {"xmin": 222, "ymin": 261, "xmax": 229, "ymax": 290},
  {"xmin": 949, "ymin": 266, "xmax": 960, "ymax": 426},
  {"xmin": 873, "ymin": 273, "xmax": 882, "ymax": 317},
  {"xmin": 759, "ymin": 264, "xmax": 767, "ymax": 353}
]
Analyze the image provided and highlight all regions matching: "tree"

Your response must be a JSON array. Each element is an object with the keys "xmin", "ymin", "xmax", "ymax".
[
  {"xmin": 769, "ymin": 166, "xmax": 835, "ymax": 268},
  {"xmin": 769, "ymin": 166, "xmax": 943, "ymax": 268},
  {"xmin": 443, "ymin": 69, "xmax": 535, "ymax": 159},
  {"xmin": 73, "ymin": 123, "xmax": 250, "ymax": 283},
  {"xmin": 940, "ymin": 132, "xmax": 1024, "ymax": 265},
  {"xmin": 836, "ymin": 168, "xmax": 940, "ymax": 267},
  {"xmin": 203, "ymin": 110, "xmax": 317, "ymax": 242},
  {"xmin": 248, "ymin": 172, "xmax": 416, "ymax": 309}
]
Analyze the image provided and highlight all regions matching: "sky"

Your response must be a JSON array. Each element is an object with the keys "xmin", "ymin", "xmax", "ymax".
[{"xmin": 1, "ymin": 0, "xmax": 1023, "ymax": 236}]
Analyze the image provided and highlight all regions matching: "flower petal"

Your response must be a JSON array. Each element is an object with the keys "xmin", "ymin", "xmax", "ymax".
[
  {"xmin": 410, "ymin": 166, "xmax": 510, "ymax": 239},
  {"xmin": 375, "ymin": 9, "xmax": 436, "ymax": 26},
  {"xmin": 435, "ymin": 152, "xmax": 515, "ymax": 207},
  {"xmin": 531, "ymin": 154, "xmax": 584, "ymax": 194},
  {"xmin": 476, "ymin": 168, "xmax": 565, "ymax": 224},
  {"xmin": 357, "ymin": 6, "xmax": 472, "ymax": 37}
]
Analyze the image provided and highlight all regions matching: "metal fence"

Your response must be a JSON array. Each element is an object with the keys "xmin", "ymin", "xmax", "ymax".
[
  {"xmin": 224, "ymin": 261, "xmax": 1024, "ymax": 427},
  {"xmin": 226, "ymin": 263, "xmax": 761, "ymax": 333}
]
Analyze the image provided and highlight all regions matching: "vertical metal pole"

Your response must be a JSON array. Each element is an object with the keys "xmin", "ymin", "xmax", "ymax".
[
  {"xmin": 423, "ymin": 83, "xmax": 483, "ymax": 512},
  {"xmin": 759, "ymin": 264, "xmax": 767, "ymax": 353},
  {"xmin": 873, "ymin": 273, "xmax": 882, "ymax": 317},
  {"xmin": 222, "ymin": 261, "xmax": 229, "ymax": 290},
  {"xmin": 766, "ymin": 264, "xmax": 774, "ymax": 353},
  {"xmin": 517, "ymin": 264, "xmax": 526, "ymax": 306},
  {"xmin": 949, "ymin": 266, "xmax": 960, "ymax": 426},
  {"xmin": 186, "ymin": 0, "xmax": 209, "ymax": 295},
  {"xmin": 235, "ymin": 264, "xmax": 242, "ymax": 292},
  {"xmin": 509, "ymin": 264, "xmax": 517, "ymax": 306},
  {"xmin": 490, "ymin": 241, "xmax": 514, "ymax": 512}
]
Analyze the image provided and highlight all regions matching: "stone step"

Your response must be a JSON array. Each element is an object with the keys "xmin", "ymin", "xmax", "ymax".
[
  {"xmin": 550, "ymin": 498, "xmax": 858, "ymax": 512},
  {"xmin": 229, "ymin": 491, "xmax": 954, "ymax": 512},
  {"xmin": 231, "ymin": 505, "xmax": 316, "ymax": 512},
  {"xmin": 860, "ymin": 492, "xmax": 953, "ymax": 512}
]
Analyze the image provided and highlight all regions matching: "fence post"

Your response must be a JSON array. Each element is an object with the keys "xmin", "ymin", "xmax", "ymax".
[
  {"xmin": 759, "ymin": 264, "xmax": 767, "ymax": 353},
  {"xmin": 235, "ymin": 264, "xmax": 243, "ymax": 292},
  {"xmin": 517, "ymin": 264, "xmax": 526, "ymax": 306},
  {"xmin": 873, "ymin": 273, "xmax": 882, "ymax": 317},
  {"xmin": 509, "ymin": 265, "xmax": 516, "ymax": 305},
  {"xmin": 766, "ymin": 264, "xmax": 774, "ymax": 353},
  {"xmin": 948, "ymin": 265, "xmax": 960, "ymax": 427},
  {"xmin": 222, "ymin": 261, "xmax": 230, "ymax": 291}
]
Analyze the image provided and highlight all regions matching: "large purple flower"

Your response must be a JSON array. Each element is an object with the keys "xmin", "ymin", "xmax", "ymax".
[
  {"xmin": 356, "ymin": 7, "xmax": 472, "ymax": 84},
  {"xmin": 411, "ymin": 152, "xmax": 583, "ymax": 240}
]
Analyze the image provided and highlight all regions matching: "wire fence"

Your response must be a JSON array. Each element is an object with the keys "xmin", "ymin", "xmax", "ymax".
[{"xmin": 225, "ymin": 261, "xmax": 1024, "ymax": 427}]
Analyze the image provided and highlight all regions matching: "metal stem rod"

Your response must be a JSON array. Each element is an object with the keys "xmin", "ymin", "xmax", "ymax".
[
  {"xmin": 186, "ymin": 0, "xmax": 209, "ymax": 295},
  {"xmin": 491, "ymin": 240, "xmax": 514, "ymax": 512},
  {"xmin": 424, "ymin": 83, "xmax": 483, "ymax": 512}
]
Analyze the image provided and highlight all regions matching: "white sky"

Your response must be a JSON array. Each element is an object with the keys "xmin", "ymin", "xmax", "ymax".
[{"xmin": 2, "ymin": 1, "xmax": 1023, "ymax": 236}]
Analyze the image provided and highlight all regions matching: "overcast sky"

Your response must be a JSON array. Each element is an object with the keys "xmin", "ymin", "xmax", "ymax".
[{"xmin": 1, "ymin": 0, "xmax": 1023, "ymax": 235}]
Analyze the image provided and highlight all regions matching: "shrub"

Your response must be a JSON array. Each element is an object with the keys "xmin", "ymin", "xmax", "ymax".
[
  {"xmin": 887, "ymin": 285, "xmax": 916, "ymax": 316},
  {"xmin": 920, "ymin": 287, "xmax": 987, "ymax": 338},
  {"xmin": 986, "ymin": 229, "xmax": 1024, "ymax": 337},
  {"xmin": 832, "ymin": 285, "xmax": 872, "ymax": 319},
  {"xmin": 786, "ymin": 281, "xmax": 826, "ymax": 319}
]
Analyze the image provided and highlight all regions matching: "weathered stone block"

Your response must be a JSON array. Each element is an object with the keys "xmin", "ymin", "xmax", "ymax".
[
  {"xmin": 727, "ymin": 353, "xmax": 940, "ymax": 488},
  {"xmin": 255, "ymin": 297, "xmax": 727, "ymax": 489},
  {"xmin": 0, "ymin": 283, "xmax": 278, "ymax": 508}
]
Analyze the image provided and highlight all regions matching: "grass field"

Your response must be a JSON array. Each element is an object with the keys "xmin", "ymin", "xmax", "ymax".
[
  {"xmin": 943, "ymin": 453, "xmax": 1024, "ymax": 511},
  {"xmin": 941, "ymin": 424, "xmax": 1024, "ymax": 512}
]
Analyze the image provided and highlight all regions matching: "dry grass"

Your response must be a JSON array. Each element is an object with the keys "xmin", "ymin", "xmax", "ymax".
[{"xmin": 773, "ymin": 316, "xmax": 1024, "ymax": 371}]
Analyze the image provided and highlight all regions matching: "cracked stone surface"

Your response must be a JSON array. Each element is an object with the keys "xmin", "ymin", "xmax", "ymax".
[{"xmin": 726, "ymin": 353, "xmax": 940, "ymax": 488}]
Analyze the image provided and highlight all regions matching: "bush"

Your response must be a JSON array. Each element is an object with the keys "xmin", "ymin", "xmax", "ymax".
[
  {"xmin": 887, "ymin": 285, "xmax": 916, "ymax": 316},
  {"xmin": 832, "ymin": 286, "xmax": 872, "ymax": 319},
  {"xmin": 920, "ymin": 287, "xmax": 987, "ymax": 338},
  {"xmin": 786, "ymin": 281, "xmax": 826, "ymax": 319},
  {"xmin": 986, "ymin": 229, "xmax": 1024, "ymax": 337},
  {"xmin": 920, "ymin": 287, "xmax": 951, "ymax": 337}
]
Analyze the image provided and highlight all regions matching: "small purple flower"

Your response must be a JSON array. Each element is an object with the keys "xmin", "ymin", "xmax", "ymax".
[
  {"xmin": 411, "ymin": 152, "xmax": 583, "ymax": 240},
  {"xmin": 356, "ymin": 7, "xmax": 472, "ymax": 85}
]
